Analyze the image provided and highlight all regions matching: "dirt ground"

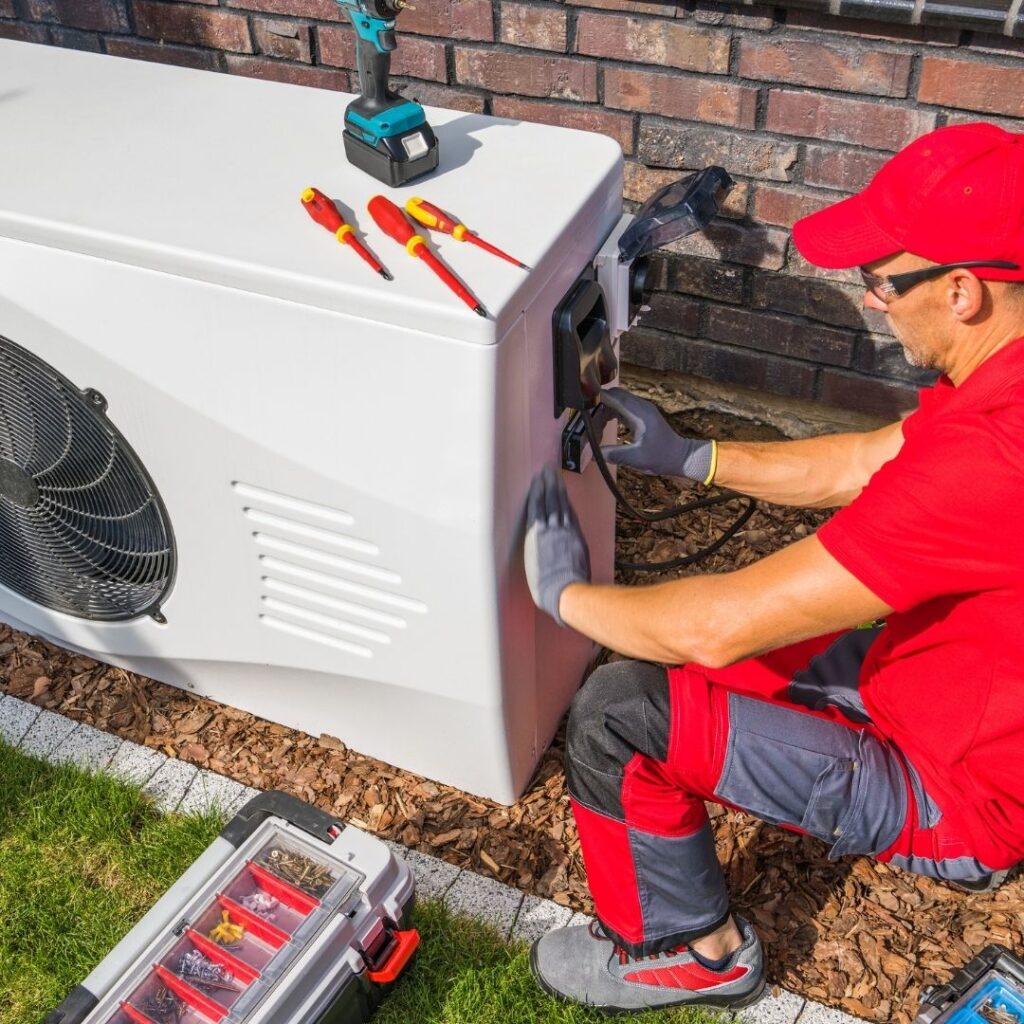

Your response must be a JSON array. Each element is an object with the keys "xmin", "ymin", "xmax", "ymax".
[{"xmin": 1, "ymin": 406, "xmax": 1019, "ymax": 1024}]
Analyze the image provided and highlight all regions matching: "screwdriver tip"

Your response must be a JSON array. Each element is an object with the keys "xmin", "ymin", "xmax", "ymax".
[
  {"xmin": 379, "ymin": 268, "xmax": 394, "ymax": 281},
  {"xmin": 474, "ymin": 305, "xmax": 488, "ymax": 318}
]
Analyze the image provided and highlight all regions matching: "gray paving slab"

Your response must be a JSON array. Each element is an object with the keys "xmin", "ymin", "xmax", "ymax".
[
  {"xmin": 177, "ymin": 770, "xmax": 252, "ymax": 818},
  {"xmin": 107, "ymin": 740, "xmax": 166, "ymax": 788},
  {"xmin": 19, "ymin": 708, "xmax": 79, "ymax": 759},
  {"xmin": 444, "ymin": 869, "xmax": 524, "ymax": 939},
  {"xmin": 50, "ymin": 722, "xmax": 123, "ymax": 771},
  {"xmin": 142, "ymin": 758, "xmax": 200, "ymax": 813},
  {"xmin": 0, "ymin": 694, "xmax": 41, "ymax": 746},
  {"xmin": 223, "ymin": 785, "xmax": 261, "ymax": 818},
  {"xmin": 568, "ymin": 910, "xmax": 595, "ymax": 929},
  {"xmin": 736, "ymin": 988, "xmax": 806, "ymax": 1024},
  {"xmin": 510, "ymin": 894, "xmax": 574, "ymax": 945},
  {"xmin": 795, "ymin": 1001, "xmax": 862, "ymax": 1024},
  {"xmin": 386, "ymin": 844, "xmax": 462, "ymax": 901}
]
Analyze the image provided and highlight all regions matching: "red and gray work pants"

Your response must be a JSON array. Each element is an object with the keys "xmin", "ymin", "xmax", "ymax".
[{"xmin": 567, "ymin": 629, "xmax": 996, "ymax": 957}]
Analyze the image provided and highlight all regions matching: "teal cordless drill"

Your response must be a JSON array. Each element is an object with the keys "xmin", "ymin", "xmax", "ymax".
[{"xmin": 336, "ymin": 0, "xmax": 439, "ymax": 186}]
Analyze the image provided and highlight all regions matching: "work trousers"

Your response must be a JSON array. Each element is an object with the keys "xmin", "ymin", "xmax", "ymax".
[{"xmin": 567, "ymin": 629, "xmax": 997, "ymax": 957}]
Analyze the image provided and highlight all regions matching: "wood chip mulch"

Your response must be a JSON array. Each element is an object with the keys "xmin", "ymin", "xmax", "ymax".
[{"xmin": 2, "ymin": 407, "xmax": 1020, "ymax": 1024}]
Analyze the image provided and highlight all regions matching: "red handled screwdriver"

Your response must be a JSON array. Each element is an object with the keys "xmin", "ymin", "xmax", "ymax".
[
  {"xmin": 405, "ymin": 197, "xmax": 530, "ymax": 270},
  {"xmin": 301, "ymin": 187, "xmax": 393, "ymax": 280},
  {"xmin": 367, "ymin": 195, "xmax": 487, "ymax": 318}
]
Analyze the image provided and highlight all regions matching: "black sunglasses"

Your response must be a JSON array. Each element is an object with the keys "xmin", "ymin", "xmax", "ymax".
[{"xmin": 860, "ymin": 260, "xmax": 1021, "ymax": 301}]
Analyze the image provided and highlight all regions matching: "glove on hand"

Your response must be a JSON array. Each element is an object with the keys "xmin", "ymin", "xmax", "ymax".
[
  {"xmin": 600, "ymin": 387, "xmax": 714, "ymax": 482},
  {"xmin": 524, "ymin": 465, "xmax": 591, "ymax": 626}
]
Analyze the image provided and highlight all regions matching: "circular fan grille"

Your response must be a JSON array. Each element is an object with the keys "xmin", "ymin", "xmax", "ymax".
[{"xmin": 0, "ymin": 335, "xmax": 175, "ymax": 621}]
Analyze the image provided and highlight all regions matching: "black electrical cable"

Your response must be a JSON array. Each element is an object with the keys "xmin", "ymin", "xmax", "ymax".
[{"xmin": 581, "ymin": 404, "xmax": 758, "ymax": 572}]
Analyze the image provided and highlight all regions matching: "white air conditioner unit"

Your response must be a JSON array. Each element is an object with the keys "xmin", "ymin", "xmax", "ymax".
[{"xmin": 0, "ymin": 40, "xmax": 635, "ymax": 803}]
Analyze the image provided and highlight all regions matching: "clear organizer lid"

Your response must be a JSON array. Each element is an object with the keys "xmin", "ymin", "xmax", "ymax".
[{"xmin": 103, "ymin": 827, "xmax": 364, "ymax": 1024}]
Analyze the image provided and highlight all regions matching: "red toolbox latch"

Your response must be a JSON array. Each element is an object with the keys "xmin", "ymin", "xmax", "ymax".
[{"xmin": 359, "ymin": 920, "xmax": 420, "ymax": 984}]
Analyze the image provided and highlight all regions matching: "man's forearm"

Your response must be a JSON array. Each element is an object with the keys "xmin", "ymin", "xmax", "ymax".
[{"xmin": 714, "ymin": 423, "xmax": 903, "ymax": 508}]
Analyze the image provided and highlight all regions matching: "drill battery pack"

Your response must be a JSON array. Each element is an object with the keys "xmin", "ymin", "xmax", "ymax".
[
  {"xmin": 45, "ymin": 792, "xmax": 417, "ymax": 1024},
  {"xmin": 915, "ymin": 945, "xmax": 1024, "ymax": 1024}
]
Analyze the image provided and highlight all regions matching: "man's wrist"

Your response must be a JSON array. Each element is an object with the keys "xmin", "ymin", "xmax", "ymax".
[{"xmin": 557, "ymin": 580, "xmax": 588, "ymax": 627}]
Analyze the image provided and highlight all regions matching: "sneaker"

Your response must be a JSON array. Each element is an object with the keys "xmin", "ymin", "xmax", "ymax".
[
  {"xmin": 529, "ymin": 915, "xmax": 765, "ymax": 1015},
  {"xmin": 948, "ymin": 868, "xmax": 1011, "ymax": 894}
]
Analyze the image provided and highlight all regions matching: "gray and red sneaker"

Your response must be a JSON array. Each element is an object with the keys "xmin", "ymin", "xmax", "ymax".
[{"xmin": 529, "ymin": 916, "xmax": 765, "ymax": 1015}]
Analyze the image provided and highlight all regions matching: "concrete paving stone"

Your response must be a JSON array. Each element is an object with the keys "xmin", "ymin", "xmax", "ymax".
[
  {"xmin": 735, "ymin": 988, "xmax": 806, "ymax": 1024},
  {"xmin": 568, "ymin": 910, "xmax": 595, "ymax": 930},
  {"xmin": 388, "ymin": 845, "xmax": 462, "ymax": 901},
  {"xmin": 223, "ymin": 785, "xmax": 261, "ymax": 819},
  {"xmin": 0, "ymin": 695, "xmax": 42, "ymax": 746},
  {"xmin": 177, "ymin": 770, "xmax": 252, "ymax": 818},
  {"xmin": 50, "ymin": 722, "xmax": 123, "ymax": 771},
  {"xmin": 142, "ymin": 758, "xmax": 200, "ymax": 813},
  {"xmin": 19, "ymin": 708, "xmax": 78, "ymax": 759},
  {"xmin": 444, "ymin": 870, "xmax": 524, "ymax": 939},
  {"xmin": 107, "ymin": 741, "xmax": 167, "ymax": 788},
  {"xmin": 795, "ymin": 1001, "xmax": 862, "ymax": 1024},
  {"xmin": 510, "ymin": 894, "xmax": 574, "ymax": 945}
]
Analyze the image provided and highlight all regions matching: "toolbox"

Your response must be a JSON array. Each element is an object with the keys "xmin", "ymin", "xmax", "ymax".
[
  {"xmin": 45, "ymin": 792, "xmax": 418, "ymax": 1024},
  {"xmin": 916, "ymin": 945, "xmax": 1024, "ymax": 1024}
]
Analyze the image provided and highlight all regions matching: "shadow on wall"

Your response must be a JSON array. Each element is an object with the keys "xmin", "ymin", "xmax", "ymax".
[{"xmin": 620, "ymin": 209, "xmax": 938, "ymax": 425}]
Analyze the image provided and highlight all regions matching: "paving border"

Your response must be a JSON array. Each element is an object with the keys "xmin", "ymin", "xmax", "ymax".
[{"xmin": 1, "ymin": 693, "xmax": 862, "ymax": 1024}]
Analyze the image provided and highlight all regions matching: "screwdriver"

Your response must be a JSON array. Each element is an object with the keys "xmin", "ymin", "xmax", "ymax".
[
  {"xmin": 367, "ymin": 195, "xmax": 487, "ymax": 318},
  {"xmin": 405, "ymin": 197, "xmax": 530, "ymax": 270},
  {"xmin": 301, "ymin": 187, "xmax": 393, "ymax": 280}
]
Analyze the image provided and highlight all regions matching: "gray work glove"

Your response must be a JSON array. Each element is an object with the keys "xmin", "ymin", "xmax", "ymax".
[
  {"xmin": 524, "ymin": 465, "xmax": 591, "ymax": 626},
  {"xmin": 600, "ymin": 387, "xmax": 714, "ymax": 482}
]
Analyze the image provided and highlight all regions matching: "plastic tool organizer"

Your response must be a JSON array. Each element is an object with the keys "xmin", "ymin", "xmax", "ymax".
[
  {"xmin": 916, "ymin": 945, "xmax": 1024, "ymax": 1024},
  {"xmin": 45, "ymin": 793, "xmax": 418, "ymax": 1024}
]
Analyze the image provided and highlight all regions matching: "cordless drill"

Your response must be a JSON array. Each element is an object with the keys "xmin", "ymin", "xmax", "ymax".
[{"xmin": 335, "ymin": 0, "xmax": 440, "ymax": 187}]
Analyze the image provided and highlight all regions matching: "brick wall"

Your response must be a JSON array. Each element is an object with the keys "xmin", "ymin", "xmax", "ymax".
[{"xmin": 3, "ymin": 0, "xmax": 1024, "ymax": 418}]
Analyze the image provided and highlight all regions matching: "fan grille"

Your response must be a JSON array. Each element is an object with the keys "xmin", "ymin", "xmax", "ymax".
[{"xmin": 0, "ymin": 335, "xmax": 175, "ymax": 621}]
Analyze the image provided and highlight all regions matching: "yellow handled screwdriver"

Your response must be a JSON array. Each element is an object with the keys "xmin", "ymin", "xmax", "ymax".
[{"xmin": 405, "ymin": 197, "xmax": 530, "ymax": 270}]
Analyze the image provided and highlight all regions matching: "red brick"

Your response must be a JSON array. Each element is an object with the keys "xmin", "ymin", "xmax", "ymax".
[
  {"xmin": 400, "ymin": 0, "xmax": 493, "ymax": 42},
  {"xmin": 803, "ymin": 144, "xmax": 889, "ymax": 193},
  {"xmin": 752, "ymin": 185, "xmax": 832, "ymax": 229},
  {"xmin": 0, "ymin": 23, "xmax": 48, "ymax": 41},
  {"xmin": 622, "ymin": 327, "xmax": 819, "ymax": 402},
  {"xmin": 639, "ymin": 292, "xmax": 702, "ymax": 336},
  {"xmin": 785, "ymin": 8, "xmax": 958, "ymax": 45},
  {"xmin": 604, "ymin": 66, "xmax": 756, "ymax": 129},
  {"xmin": 455, "ymin": 48, "xmax": 597, "ymax": 101},
  {"xmin": 564, "ymin": 0, "xmax": 677, "ymax": 14},
  {"xmin": 854, "ymin": 335, "xmax": 935, "ymax": 384},
  {"xmin": 227, "ymin": 0, "xmax": 344, "ymax": 21},
  {"xmin": 638, "ymin": 123, "xmax": 799, "ymax": 182},
  {"xmin": 253, "ymin": 19, "xmax": 311, "ymax": 63},
  {"xmin": 708, "ymin": 305, "xmax": 855, "ymax": 367},
  {"xmin": 493, "ymin": 97, "xmax": 634, "ymax": 153},
  {"xmin": 23, "ymin": 0, "xmax": 130, "ymax": 31},
  {"xmin": 750, "ymin": 271, "xmax": 888, "ymax": 331},
  {"xmin": 664, "ymin": 255, "xmax": 745, "ymax": 303},
  {"xmin": 319, "ymin": 26, "xmax": 447, "ymax": 81},
  {"xmin": 52, "ymin": 27, "xmax": 103, "ymax": 50},
  {"xmin": 225, "ymin": 55, "xmax": 349, "ymax": 90},
  {"xmin": 575, "ymin": 13, "xmax": 730, "ymax": 74},
  {"xmin": 106, "ymin": 36, "xmax": 222, "ymax": 70},
  {"xmin": 0, "ymin": 0, "xmax": 15, "ymax": 16},
  {"xmin": 945, "ymin": 111, "xmax": 1024, "ymax": 134},
  {"xmin": 133, "ymin": 2, "xmax": 253, "ymax": 53},
  {"xmin": 787, "ymin": 251, "xmax": 862, "ymax": 287},
  {"xmin": 499, "ymin": 2, "xmax": 567, "ymax": 52},
  {"xmin": 918, "ymin": 57, "xmax": 1024, "ymax": 118},
  {"xmin": 739, "ymin": 37, "xmax": 912, "ymax": 98},
  {"xmin": 693, "ymin": 1, "xmax": 774, "ymax": 31},
  {"xmin": 624, "ymin": 161, "xmax": 748, "ymax": 217},
  {"xmin": 392, "ymin": 78, "xmax": 486, "ymax": 112},
  {"xmin": 766, "ymin": 90, "xmax": 936, "ymax": 151},
  {"xmin": 967, "ymin": 32, "xmax": 1024, "ymax": 57},
  {"xmin": 818, "ymin": 368, "xmax": 918, "ymax": 417}
]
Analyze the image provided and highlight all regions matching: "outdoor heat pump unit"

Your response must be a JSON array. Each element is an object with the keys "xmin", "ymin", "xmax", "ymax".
[{"xmin": 0, "ymin": 40, "xmax": 651, "ymax": 803}]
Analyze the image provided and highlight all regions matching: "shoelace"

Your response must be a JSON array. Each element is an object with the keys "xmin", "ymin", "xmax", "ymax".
[{"xmin": 590, "ymin": 922, "xmax": 691, "ymax": 967}]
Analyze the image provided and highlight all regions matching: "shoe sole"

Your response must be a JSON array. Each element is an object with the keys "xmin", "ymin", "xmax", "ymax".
[{"xmin": 529, "ymin": 943, "xmax": 767, "ymax": 1017}]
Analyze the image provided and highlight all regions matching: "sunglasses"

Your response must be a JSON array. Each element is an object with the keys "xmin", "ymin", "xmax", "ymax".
[{"xmin": 860, "ymin": 260, "xmax": 1021, "ymax": 302}]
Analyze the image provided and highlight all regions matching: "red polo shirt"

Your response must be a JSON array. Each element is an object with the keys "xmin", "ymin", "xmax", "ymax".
[{"xmin": 818, "ymin": 338, "xmax": 1024, "ymax": 869}]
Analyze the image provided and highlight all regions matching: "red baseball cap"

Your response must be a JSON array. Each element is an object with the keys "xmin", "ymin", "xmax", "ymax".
[{"xmin": 792, "ymin": 122, "xmax": 1024, "ymax": 281}]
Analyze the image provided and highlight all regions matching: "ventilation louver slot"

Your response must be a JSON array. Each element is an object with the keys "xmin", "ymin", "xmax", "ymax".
[{"xmin": 0, "ymin": 335, "xmax": 175, "ymax": 621}]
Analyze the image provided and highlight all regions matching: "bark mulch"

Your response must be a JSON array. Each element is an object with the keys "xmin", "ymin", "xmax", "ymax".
[{"xmin": 1, "ymin": 407, "xmax": 1019, "ymax": 1024}]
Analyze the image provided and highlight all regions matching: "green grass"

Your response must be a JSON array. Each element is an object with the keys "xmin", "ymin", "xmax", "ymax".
[{"xmin": 0, "ymin": 741, "xmax": 717, "ymax": 1024}]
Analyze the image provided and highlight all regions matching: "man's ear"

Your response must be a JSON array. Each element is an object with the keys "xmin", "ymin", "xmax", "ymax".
[{"xmin": 946, "ymin": 268, "xmax": 985, "ymax": 321}]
